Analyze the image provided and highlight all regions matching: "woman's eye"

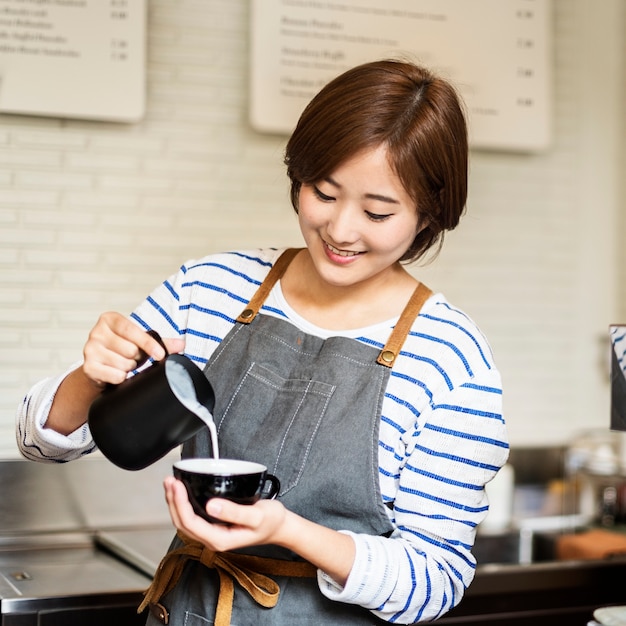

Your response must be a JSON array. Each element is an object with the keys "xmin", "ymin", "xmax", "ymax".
[
  {"xmin": 313, "ymin": 186, "xmax": 334, "ymax": 202},
  {"xmin": 366, "ymin": 211, "xmax": 392, "ymax": 222}
]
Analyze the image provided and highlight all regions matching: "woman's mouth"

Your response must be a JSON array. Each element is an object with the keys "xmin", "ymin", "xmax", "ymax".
[{"xmin": 325, "ymin": 242, "xmax": 362, "ymax": 258}]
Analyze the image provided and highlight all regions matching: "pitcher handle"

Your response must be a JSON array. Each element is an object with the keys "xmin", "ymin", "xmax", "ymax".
[{"xmin": 136, "ymin": 329, "xmax": 170, "ymax": 368}]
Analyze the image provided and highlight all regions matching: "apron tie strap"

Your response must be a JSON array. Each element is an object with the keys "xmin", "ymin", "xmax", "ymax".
[{"xmin": 139, "ymin": 531, "xmax": 317, "ymax": 626}]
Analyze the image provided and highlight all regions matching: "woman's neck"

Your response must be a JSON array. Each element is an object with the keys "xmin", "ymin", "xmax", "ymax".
[{"xmin": 280, "ymin": 250, "xmax": 419, "ymax": 330}]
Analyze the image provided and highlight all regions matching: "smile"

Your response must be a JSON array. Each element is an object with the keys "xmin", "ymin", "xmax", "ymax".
[{"xmin": 325, "ymin": 242, "xmax": 362, "ymax": 257}]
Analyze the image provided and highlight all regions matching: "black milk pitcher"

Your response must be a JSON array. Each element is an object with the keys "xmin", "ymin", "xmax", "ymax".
[{"xmin": 88, "ymin": 331, "xmax": 215, "ymax": 471}]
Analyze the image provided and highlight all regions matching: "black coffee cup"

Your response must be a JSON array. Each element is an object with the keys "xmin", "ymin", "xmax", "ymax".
[{"xmin": 173, "ymin": 458, "xmax": 280, "ymax": 523}]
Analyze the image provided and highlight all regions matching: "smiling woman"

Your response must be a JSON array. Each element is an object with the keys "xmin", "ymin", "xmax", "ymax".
[
  {"xmin": 16, "ymin": 59, "xmax": 507, "ymax": 625},
  {"xmin": 285, "ymin": 60, "xmax": 469, "ymax": 263},
  {"xmin": 286, "ymin": 146, "xmax": 422, "ymax": 327}
]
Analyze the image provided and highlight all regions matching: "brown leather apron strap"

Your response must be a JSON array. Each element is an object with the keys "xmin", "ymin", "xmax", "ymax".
[
  {"xmin": 236, "ymin": 247, "xmax": 432, "ymax": 368},
  {"xmin": 376, "ymin": 282, "xmax": 433, "ymax": 368},
  {"xmin": 237, "ymin": 248, "xmax": 303, "ymax": 324},
  {"xmin": 139, "ymin": 531, "xmax": 316, "ymax": 625}
]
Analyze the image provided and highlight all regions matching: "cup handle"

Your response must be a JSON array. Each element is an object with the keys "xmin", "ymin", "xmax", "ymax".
[{"xmin": 261, "ymin": 474, "xmax": 280, "ymax": 500}]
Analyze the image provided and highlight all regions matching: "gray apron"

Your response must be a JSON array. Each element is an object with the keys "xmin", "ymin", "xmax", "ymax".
[{"xmin": 143, "ymin": 249, "xmax": 432, "ymax": 626}]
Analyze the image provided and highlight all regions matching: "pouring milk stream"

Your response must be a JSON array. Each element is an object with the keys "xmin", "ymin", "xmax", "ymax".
[{"xmin": 166, "ymin": 358, "xmax": 219, "ymax": 459}]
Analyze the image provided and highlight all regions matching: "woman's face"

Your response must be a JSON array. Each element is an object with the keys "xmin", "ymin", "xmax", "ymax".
[{"xmin": 297, "ymin": 145, "xmax": 421, "ymax": 289}]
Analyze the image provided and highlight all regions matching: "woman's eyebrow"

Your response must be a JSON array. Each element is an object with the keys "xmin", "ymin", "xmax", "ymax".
[
  {"xmin": 365, "ymin": 193, "xmax": 400, "ymax": 205},
  {"xmin": 325, "ymin": 176, "xmax": 400, "ymax": 205}
]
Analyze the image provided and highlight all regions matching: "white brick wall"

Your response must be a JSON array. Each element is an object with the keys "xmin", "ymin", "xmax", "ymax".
[{"xmin": 2, "ymin": 0, "xmax": 625, "ymax": 456}]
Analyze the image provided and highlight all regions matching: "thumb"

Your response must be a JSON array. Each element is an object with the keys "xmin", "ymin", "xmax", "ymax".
[{"xmin": 164, "ymin": 337, "xmax": 186, "ymax": 355}]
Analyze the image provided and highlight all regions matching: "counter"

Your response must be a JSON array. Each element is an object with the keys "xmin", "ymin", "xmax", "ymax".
[
  {"xmin": 441, "ymin": 558, "xmax": 626, "ymax": 625},
  {"xmin": 0, "ymin": 455, "xmax": 175, "ymax": 625}
]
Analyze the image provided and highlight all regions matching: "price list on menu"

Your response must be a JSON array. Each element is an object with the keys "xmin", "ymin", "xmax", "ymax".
[
  {"xmin": 250, "ymin": 0, "xmax": 551, "ymax": 151},
  {"xmin": 0, "ymin": 0, "xmax": 146, "ymax": 122}
]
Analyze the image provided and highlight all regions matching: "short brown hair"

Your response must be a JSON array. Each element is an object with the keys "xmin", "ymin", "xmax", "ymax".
[{"xmin": 284, "ymin": 60, "xmax": 468, "ymax": 263}]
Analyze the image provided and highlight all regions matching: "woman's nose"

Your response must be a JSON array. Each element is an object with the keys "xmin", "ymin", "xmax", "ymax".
[{"xmin": 326, "ymin": 205, "xmax": 358, "ymax": 244}]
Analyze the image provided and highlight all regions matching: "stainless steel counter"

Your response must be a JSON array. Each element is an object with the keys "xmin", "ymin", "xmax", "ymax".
[
  {"xmin": 0, "ymin": 454, "xmax": 177, "ymax": 625},
  {"xmin": 95, "ymin": 527, "xmax": 175, "ymax": 577},
  {"xmin": 0, "ymin": 532, "xmax": 149, "ymax": 607}
]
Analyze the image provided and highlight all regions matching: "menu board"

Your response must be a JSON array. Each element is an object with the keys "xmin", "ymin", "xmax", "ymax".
[
  {"xmin": 250, "ymin": 0, "xmax": 551, "ymax": 151},
  {"xmin": 0, "ymin": 0, "xmax": 146, "ymax": 122}
]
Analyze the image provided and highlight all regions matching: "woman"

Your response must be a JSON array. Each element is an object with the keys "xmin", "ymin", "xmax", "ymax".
[{"xmin": 17, "ymin": 60, "xmax": 508, "ymax": 624}]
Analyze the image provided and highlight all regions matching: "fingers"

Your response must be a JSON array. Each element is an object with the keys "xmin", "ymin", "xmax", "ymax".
[
  {"xmin": 82, "ymin": 313, "xmax": 147, "ymax": 384},
  {"xmin": 164, "ymin": 337, "xmax": 186, "ymax": 355},
  {"xmin": 82, "ymin": 312, "xmax": 178, "ymax": 386},
  {"xmin": 164, "ymin": 477, "xmax": 225, "ymax": 547},
  {"xmin": 206, "ymin": 498, "xmax": 260, "ymax": 528},
  {"xmin": 165, "ymin": 477, "xmax": 252, "ymax": 531},
  {"xmin": 163, "ymin": 476, "xmax": 286, "ymax": 554},
  {"xmin": 164, "ymin": 476, "xmax": 195, "ymax": 531},
  {"xmin": 134, "ymin": 330, "xmax": 171, "ymax": 368}
]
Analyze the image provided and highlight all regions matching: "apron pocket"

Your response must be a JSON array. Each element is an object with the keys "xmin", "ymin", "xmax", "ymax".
[{"xmin": 216, "ymin": 362, "xmax": 335, "ymax": 494}]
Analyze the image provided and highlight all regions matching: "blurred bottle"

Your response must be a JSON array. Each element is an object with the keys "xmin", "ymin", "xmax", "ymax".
[{"xmin": 481, "ymin": 463, "xmax": 515, "ymax": 533}]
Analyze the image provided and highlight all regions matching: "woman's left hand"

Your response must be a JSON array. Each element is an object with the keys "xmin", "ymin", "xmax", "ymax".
[
  {"xmin": 163, "ymin": 476, "xmax": 288, "ymax": 553},
  {"xmin": 164, "ymin": 475, "xmax": 356, "ymax": 586}
]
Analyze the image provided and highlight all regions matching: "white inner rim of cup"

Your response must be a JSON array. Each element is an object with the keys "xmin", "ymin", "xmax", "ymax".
[{"xmin": 175, "ymin": 458, "xmax": 266, "ymax": 475}]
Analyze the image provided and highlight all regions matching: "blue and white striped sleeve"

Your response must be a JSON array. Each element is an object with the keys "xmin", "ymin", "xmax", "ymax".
[
  {"xmin": 319, "ymin": 371, "xmax": 507, "ymax": 623},
  {"xmin": 15, "ymin": 265, "xmax": 193, "ymax": 463},
  {"xmin": 15, "ymin": 362, "xmax": 97, "ymax": 462}
]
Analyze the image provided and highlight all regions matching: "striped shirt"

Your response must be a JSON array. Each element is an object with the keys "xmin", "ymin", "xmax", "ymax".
[{"xmin": 16, "ymin": 248, "xmax": 508, "ymax": 623}]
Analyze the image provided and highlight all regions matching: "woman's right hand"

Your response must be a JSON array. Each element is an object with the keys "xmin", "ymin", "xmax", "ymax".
[
  {"xmin": 45, "ymin": 313, "xmax": 185, "ymax": 435},
  {"xmin": 82, "ymin": 312, "xmax": 176, "ymax": 387}
]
